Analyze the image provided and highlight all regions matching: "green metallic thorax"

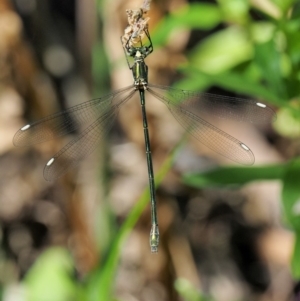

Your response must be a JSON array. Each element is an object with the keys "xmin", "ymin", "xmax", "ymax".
[
  {"xmin": 127, "ymin": 46, "xmax": 151, "ymax": 89},
  {"xmin": 133, "ymin": 59, "xmax": 148, "ymax": 86}
]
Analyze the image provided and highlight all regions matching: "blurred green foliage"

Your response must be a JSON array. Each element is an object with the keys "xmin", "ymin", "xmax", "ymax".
[
  {"xmin": 19, "ymin": 141, "xmax": 180, "ymax": 301},
  {"xmin": 183, "ymin": 163, "xmax": 286, "ymax": 187},
  {"xmin": 153, "ymin": 0, "xmax": 300, "ymax": 111},
  {"xmin": 23, "ymin": 248, "xmax": 81, "ymax": 301},
  {"xmin": 175, "ymin": 278, "xmax": 214, "ymax": 301},
  {"xmin": 153, "ymin": 0, "xmax": 300, "ymax": 283}
]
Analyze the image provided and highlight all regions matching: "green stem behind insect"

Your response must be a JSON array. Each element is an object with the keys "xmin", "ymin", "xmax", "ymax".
[{"xmin": 88, "ymin": 138, "xmax": 184, "ymax": 301}]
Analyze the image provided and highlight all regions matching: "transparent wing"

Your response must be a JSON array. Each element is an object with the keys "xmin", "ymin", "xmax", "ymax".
[
  {"xmin": 14, "ymin": 86, "xmax": 136, "ymax": 181},
  {"xmin": 44, "ymin": 87, "xmax": 137, "ymax": 181},
  {"xmin": 147, "ymin": 84, "xmax": 276, "ymax": 165},
  {"xmin": 43, "ymin": 106, "xmax": 117, "ymax": 181},
  {"xmin": 13, "ymin": 85, "xmax": 135, "ymax": 147},
  {"xmin": 148, "ymin": 84, "xmax": 276, "ymax": 124}
]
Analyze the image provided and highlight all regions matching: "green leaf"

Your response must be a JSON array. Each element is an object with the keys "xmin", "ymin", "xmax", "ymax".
[
  {"xmin": 286, "ymin": 25, "xmax": 300, "ymax": 66},
  {"xmin": 251, "ymin": 22, "xmax": 276, "ymax": 43},
  {"xmin": 175, "ymin": 278, "xmax": 213, "ymax": 301},
  {"xmin": 217, "ymin": 0, "xmax": 249, "ymax": 24},
  {"xmin": 183, "ymin": 164, "xmax": 286, "ymax": 188},
  {"xmin": 291, "ymin": 232, "xmax": 300, "ymax": 279},
  {"xmin": 274, "ymin": 104, "xmax": 300, "ymax": 138},
  {"xmin": 24, "ymin": 248, "xmax": 80, "ymax": 301},
  {"xmin": 205, "ymin": 71, "xmax": 284, "ymax": 105},
  {"xmin": 254, "ymin": 39, "xmax": 287, "ymax": 99},
  {"xmin": 291, "ymin": 1, "xmax": 300, "ymax": 19},
  {"xmin": 189, "ymin": 26, "xmax": 253, "ymax": 74},
  {"xmin": 178, "ymin": 68, "xmax": 283, "ymax": 106},
  {"xmin": 92, "ymin": 41, "xmax": 110, "ymax": 96},
  {"xmin": 172, "ymin": 71, "xmax": 211, "ymax": 92},
  {"xmin": 272, "ymin": 0, "xmax": 296, "ymax": 14},
  {"xmin": 282, "ymin": 158, "xmax": 300, "ymax": 230},
  {"xmin": 152, "ymin": 4, "xmax": 222, "ymax": 47}
]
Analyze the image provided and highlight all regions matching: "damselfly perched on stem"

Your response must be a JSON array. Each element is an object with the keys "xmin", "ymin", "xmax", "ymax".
[{"xmin": 13, "ymin": 27, "xmax": 276, "ymax": 253}]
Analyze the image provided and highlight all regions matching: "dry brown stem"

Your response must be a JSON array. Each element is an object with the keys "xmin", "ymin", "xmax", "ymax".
[{"xmin": 121, "ymin": 0, "xmax": 151, "ymax": 47}]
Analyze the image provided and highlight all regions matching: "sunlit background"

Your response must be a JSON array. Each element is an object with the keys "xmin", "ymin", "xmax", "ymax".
[{"xmin": 1, "ymin": 0, "xmax": 300, "ymax": 300}]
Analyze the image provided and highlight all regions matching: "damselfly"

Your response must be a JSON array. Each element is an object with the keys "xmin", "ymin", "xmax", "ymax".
[{"xmin": 13, "ymin": 28, "xmax": 276, "ymax": 253}]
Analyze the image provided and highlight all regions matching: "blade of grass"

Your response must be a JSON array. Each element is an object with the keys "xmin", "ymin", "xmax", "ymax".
[
  {"xmin": 177, "ymin": 68, "xmax": 284, "ymax": 106},
  {"xmin": 291, "ymin": 232, "xmax": 300, "ymax": 279},
  {"xmin": 175, "ymin": 278, "xmax": 214, "ymax": 301},
  {"xmin": 183, "ymin": 163, "xmax": 286, "ymax": 188},
  {"xmin": 89, "ymin": 139, "xmax": 184, "ymax": 301},
  {"xmin": 282, "ymin": 158, "xmax": 300, "ymax": 230}
]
